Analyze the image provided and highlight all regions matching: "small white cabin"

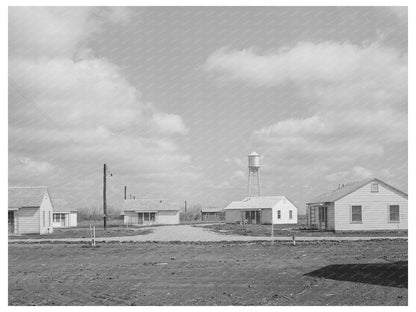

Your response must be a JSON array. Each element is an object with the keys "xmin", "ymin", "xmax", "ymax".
[
  {"xmin": 52, "ymin": 199, "xmax": 77, "ymax": 228},
  {"xmin": 123, "ymin": 199, "xmax": 180, "ymax": 226},
  {"xmin": 306, "ymin": 178, "xmax": 408, "ymax": 232},
  {"xmin": 8, "ymin": 187, "xmax": 54, "ymax": 235},
  {"xmin": 224, "ymin": 196, "xmax": 298, "ymax": 225}
]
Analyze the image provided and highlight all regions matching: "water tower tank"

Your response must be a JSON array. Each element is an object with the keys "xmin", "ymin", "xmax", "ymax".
[{"xmin": 248, "ymin": 151, "xmax": 260, "ymax": 169}]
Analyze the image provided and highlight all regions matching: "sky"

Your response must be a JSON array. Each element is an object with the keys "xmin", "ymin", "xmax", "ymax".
[{"xmin": 8, "ymin": 6, "xmax": 408, "ymax": 214}]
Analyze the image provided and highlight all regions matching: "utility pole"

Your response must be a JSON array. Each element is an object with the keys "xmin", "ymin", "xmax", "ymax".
[
  {"xmin": 124, "ymin": 185, "xmax": 127, "ymax": 200},
  {"xmin": 103, "ymin": 164, "xmax": 107, "ymax": 230}
]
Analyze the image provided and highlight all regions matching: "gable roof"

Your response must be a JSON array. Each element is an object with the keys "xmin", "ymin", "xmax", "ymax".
[
  {"xmin": 201, "ymin": 207, "xmax": 224, "ymax": 213},
  {"xmin": 52, "ymin": 199, "xmax": 77, "ymax": 213},
  {"xmin": 307, "ymin": 178, "xmax": 408, "ymax": 204},
  {"xmin": 224, "ymin": 196, "xmax": 286, "ymax": 210},
  {"xmin": 124, "ymin": 199, "xmax": 180, "ymax": 212},
  {"xmin": 8, "ymin": 187, "xmax": 48, "ymax": 209}
]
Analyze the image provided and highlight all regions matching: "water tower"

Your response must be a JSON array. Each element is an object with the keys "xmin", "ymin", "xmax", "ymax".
[{"xmin": 248, "ymin": 151, "xmax": 261, "ymax": 197}]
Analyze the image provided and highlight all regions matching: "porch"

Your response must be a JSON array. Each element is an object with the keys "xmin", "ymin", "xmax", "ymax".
[{"xmin": 307, "ymin": 204, "xmax": 332, "ymax": 231}]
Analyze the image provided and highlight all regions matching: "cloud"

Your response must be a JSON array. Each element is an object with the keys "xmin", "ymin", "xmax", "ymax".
[
  {"xmin": 19, "ymin": 157, "xmax": 55, "ymax": 174},
  {"xmin": 8, "ymin": 7, "xmax": 196, "ymax": 209},
  {"xmin": 203, "ymin": 42, "xmax": 406, "ymax": 89},
  {"xmin": 205, "ymin": 41, "xmax": 407, "ymax": 205},
  {"xmin": 152, "ymin": 113, "xmax": 189, "ymax": 135},
  {"xmin": 9, "ymin": 7, "xmax": 133, "ymax": 59}
]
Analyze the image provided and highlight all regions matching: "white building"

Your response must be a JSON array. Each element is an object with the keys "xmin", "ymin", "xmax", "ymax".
[
  {"xmin": 8, "ymin": 187, "xmax": 54, "ymax": 235},
  {"xmin": 224, "ymin": 196, "xmax": 298, "ymax": 225},
  {"xmin": 52, "ymin": 199, "xmax": 77, "ymax": 228},
  {"xmin": 306, "ymin": 178, "xmax": 408, "ymax": 231},
  {"xmin": 123, "ymin": 199, "xmax": 180, "ymax": 226}
]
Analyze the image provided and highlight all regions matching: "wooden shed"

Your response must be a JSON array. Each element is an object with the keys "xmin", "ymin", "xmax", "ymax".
[
  {"xmin": 123, "ymin": 198, "xmax": 180, "ymax": 226},
  {"xmin": 52, "ymin": 199, "xmax": 77, "ymax": 228},
  {"xmin": 224, "ymin": 196, "xmax": 298, "ymax": 225},
  {"xmin": 201, "ymin": 207, "xmax": 224, "ymax": 221},
  {"xmin": 8, "ymin": 187, "xmax": 54, "ymax": 235},
  {"xmin": 306, "ymin": 178, "xmax": 408, "ymax": 231}
]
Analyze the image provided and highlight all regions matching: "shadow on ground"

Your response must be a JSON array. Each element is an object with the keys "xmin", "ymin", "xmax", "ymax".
[{"xmin": 305, "ymin": 261, "xmax": 407, "ymax": 288}]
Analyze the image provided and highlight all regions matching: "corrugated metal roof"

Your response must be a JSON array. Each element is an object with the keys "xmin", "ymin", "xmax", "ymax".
[
  {"xmin": 224, "ymin": 196, "xmax": 285, "ymax": 210},
  {"xmin": 8, "ymin": 187, "xmax": 48, "ymax": 209},
  {"xmin": 307, "ymin": 178, "xmax": 408, "ymax": 204},
  {"xmin": 124, "ymin": 199, "xmax": 180, "ymax": 212},
  {"xmin": 52, "ymin": 199, "xmax": 77, "ymax": 213},
  {"xmin": 201, "ymin": 207, "xmax": 224, "ymax": 213}
]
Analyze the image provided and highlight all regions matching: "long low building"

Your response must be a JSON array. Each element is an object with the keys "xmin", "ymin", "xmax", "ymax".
[
  {"xmin": 8, "ymin": 186, "xmax": 54, "ymax": 235},
  {"xmin": 201, "ymin": 207, "xmax": 224, "ymax": 221},
  {"xmin": 224, "ymin": 196, "xmax": 298, "ymax": 225},
  {"xmin": 123, "ymin": 199, "xmax": 180, "ymax": 226}
]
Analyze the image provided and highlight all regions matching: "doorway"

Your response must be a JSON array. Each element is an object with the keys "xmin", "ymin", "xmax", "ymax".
[
  {"xmin": 244, "ymin": 210, "xmax": 261, "ymax": 224},
  {"xmin": 318, "ymin": 206, "xmax": 328, "ymax": 231},
  {"xmin": 138, "ymin": 212, "xmax": 156, "ymax": 225},
  {"xmin": 8, "ymin": 211, "xmax": 14, "ymax": 234}
]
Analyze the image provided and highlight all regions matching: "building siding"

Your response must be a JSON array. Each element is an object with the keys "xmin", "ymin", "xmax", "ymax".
[
  {"xmin": 124, "ymin": 210, "xmax": 179, "ymax": 225},
  {"xmin": 334, "ymin": 182, "xmax": 408, "ymax": 231},
  {"xmin": 39, "ymin": 192, "xmax": 53, "ymax": 234},
  {"xmin": 272, "ymin": 199, "xmax": 298, "ymax": 224},
  {"xmin": 156, "ymin": 210, "xmax": 180, "ymax": 225},
  {"xmin": 70, "ymin": 212, "xmax": 77, "ymax": 227},
  {"xmin": 16, "ymin": 208, "xmax": 40, "ymax": 234},
  {"xmin": 260, "ymin": 208, "xmax": 272, "ymax": 224},
  {"xmin": 225, "ymin": 210, "xmax": 242, "ymax": 223}
]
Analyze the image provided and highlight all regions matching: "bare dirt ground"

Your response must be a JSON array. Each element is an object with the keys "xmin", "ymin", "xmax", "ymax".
[
  {"xmin": 9, "ymin": 240, "xmax": 407, "ymax": 306},
  {"xmin": 201, "ymin": 223, "xmax": 408, "ymax": 237},
  {"xmin": 8, "ymin": 225, "xmax": 153, "ymax": 240}
]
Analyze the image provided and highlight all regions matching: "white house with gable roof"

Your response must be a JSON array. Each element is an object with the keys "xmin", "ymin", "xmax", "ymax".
[{"xmin": 224, "ymin": 196, "xmax": 298, "ymax": 225}]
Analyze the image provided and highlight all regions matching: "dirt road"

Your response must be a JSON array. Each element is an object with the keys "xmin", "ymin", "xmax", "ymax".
[
  {"xmin": 9, "ymin": 224, "xmax": 408, "ymax": 243},
  {"xmin": 8, "ymin": 240, "xmax": 407, "ymax": 305}
]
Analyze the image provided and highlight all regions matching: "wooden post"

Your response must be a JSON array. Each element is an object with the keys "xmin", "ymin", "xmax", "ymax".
[
  {"xmin": 184, "ymin": 201, "xmax": 187, "ymax": 222},
  {"xmin": 93, "ymin": 226, "xmax": 96, "ymax": 247},
  {"xmin": 124, "ymin": 185, "xmax": 127, "ymax": 200},
  {"xmin": 90, "ymin": 223, "xmax": 93, "ymax": 245},
  {"xmin": 103, "ymin": 164, "xmax": 107, "ymax": 230},
  {"xmin": 271, "ymin": 222, "xmax": 274, "ymax": 245},
  {"xmin": 292, "ymin": 235, "xmax": 296, "ymax": 246}
]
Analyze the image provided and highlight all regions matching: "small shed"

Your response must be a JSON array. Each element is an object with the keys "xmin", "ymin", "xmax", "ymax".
[
  {"xmin": 8, "ymin": 187, "xmax": 54, "ymax": 235},
  {"xmin": 201, "ymin": 207, "xmax": 224, "ymax": 221},
  {"xmin": 52, "ymin": 199, "xmax": 77, "ymax": 228},
  {"xmin": 306, "ymin": 178, "xmax": 408, "ymax": 231},
  {"xmin": 224, "ymin": 196, "xmax": 298, "ymax": 225},
  {"xmin": 123, "ymin": 199, "xmax": 180, "ymax": 226}
]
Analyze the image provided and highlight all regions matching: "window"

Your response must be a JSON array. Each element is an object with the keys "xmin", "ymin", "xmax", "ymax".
[
  {"xmin": 371, "ymin": 183, "xmax": 379, "ymax": 192},
  {"xmin": 389, "ymin": 205, "xmax": 400, "ymax": 222},
  {"xmin": 277, "ymin": 210, "xmax": 281, "ymax": 219},
  {"xmin": 289, "ymin": 210, "xmax": 293, "ymax": 220},
  {"xmin": 53, "ymin": 213, "xmax": 60, "ymax": 222},
  {"xmin": 351, "ymin": 205, "xmax": 362, "ymax": 223}
]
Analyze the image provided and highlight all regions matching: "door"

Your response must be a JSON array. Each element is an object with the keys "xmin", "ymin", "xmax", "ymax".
[
  {"xmin": 8, "ymin": 211, "xmax": 14, "ymax": 234},
  {"xmin": 138, "ymin": 213, "xmax": 144, "ymax": 224},
  {"xmin": 318, "ymin": 206, "xmax": 328, "ymax": 231}
]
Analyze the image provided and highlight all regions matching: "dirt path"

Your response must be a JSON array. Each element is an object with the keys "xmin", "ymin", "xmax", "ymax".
[{"xmin": 9, "ymin": 225, "xmax": 408, "ymax": 243}]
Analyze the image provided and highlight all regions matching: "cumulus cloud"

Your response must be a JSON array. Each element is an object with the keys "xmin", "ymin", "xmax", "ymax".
[
  {"xmin": 203, "ymin": 42, "xmax": 406, "ymax": 89},
  {"xmin": 8, "ymin": 7, "xmax": 195, "ymax": 208},
  {"xmin": 204, "ymin": 41, "xmax": 407, "ymax": 202}
]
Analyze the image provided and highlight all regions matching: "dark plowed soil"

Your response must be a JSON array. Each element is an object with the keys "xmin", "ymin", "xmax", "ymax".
[{"xmin": 8, "ymin": 240, "xmax": 407, "ymax": 306}]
